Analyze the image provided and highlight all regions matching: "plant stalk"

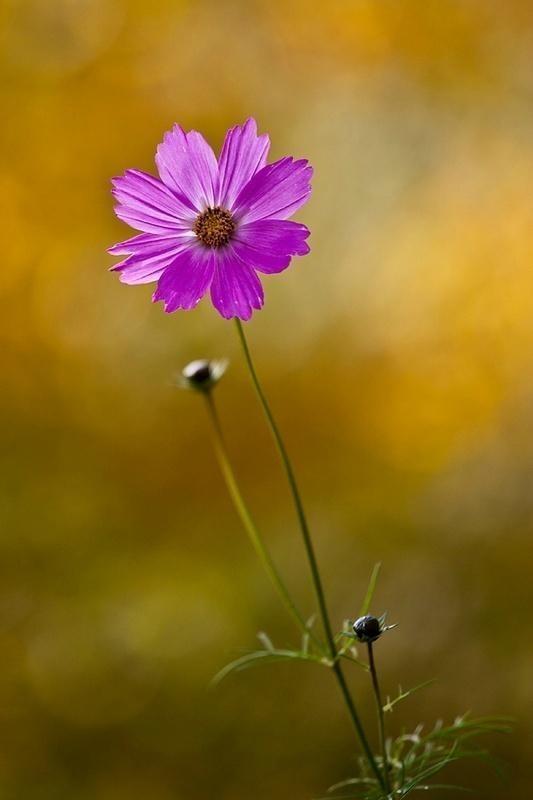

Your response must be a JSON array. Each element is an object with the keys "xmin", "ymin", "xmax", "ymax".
[
  {"xmin": 234, "ymin": 319, "xmax": 385, "ymax": 792},
  {"xmin": 203, "ymin": 390, "xmax": 322, "ymax": 649},
  {"xmin": 367, "ymin": 642, "xmax": 392, "ymax": 795}
]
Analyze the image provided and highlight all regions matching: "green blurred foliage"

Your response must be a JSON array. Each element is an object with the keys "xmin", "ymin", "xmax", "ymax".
[{"xmin": 1, "ymin": 0, "xmax": 532, "ymax": 797}]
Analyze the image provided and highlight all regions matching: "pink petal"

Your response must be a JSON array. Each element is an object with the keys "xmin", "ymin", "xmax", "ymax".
[
  {"xmin": 152, "ymin": 245, "xmax": 215, "ymax": 312},
  {"xmin": 217, "ymin": 118, "xmax": 270, "ymax": 210},
  {"xmin": 114, "ymin": 260, "xmax": 166, "ymax": 285},
  {"xmin": 108, "ymin": 232, "xmax": 162, "ymax": 256},
  {"xmin": 112, "ymin": 169, "xmax": 194, "ymax": 234},
  {"xmin": 108, "ymin": 232, "xmax": 192, "ymax": 256},
  {"xmin": 210, "ymin": 246, "xmax": 264, "ymax": 321},
  {"xmin": 156, "ymin": 125, "xmax": 219, "ymax": 212},
  {"xmin": 233, "ymin": 219, "xmax": 310, "ymax": 273},
  {"xmin": 232, "ymin": 157, "xmax": 312, "ymax": 224},
  {"xmin": 112, "ymin": 241, "xmax": 193, "ymax": 285}
]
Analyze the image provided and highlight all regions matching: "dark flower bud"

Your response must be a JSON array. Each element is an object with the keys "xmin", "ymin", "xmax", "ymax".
[
  {"xmin": 353, "ymin": 614, "xmax": 382, "ymax": 643},
  {"xmin": 179, "ymin": 359, "xmax": 228, "ymax": 392}
]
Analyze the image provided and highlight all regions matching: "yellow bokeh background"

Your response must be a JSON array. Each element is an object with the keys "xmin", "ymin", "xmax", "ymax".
[{"xmin": 1, "ymin": 1, "xmax": 532, "ymax": 797}]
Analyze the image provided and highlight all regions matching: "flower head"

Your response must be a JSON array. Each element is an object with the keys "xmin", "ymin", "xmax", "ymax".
[{"xmin": 108, "ymin": 119, "xmax": 312, "ymax": 321}]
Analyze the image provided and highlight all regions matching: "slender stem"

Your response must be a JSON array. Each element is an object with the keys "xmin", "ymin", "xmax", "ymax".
[
  {"xmin": 332, "ymin": 660, "xmax": 386, "ymax": 790},
  {"xmin": 234, "ymin": 321, "xmax": 334, "ymax": 645},
  {"xmin": 203, "ymin": 390, "xmax": 322, "ymax": 649},
  {"xmin": 234, "ymin": 319, "xmax": 385, "ymax": 792},
  {"xmin": 367, "ymin": 642, "xmax": 392, "ymax": 795}
]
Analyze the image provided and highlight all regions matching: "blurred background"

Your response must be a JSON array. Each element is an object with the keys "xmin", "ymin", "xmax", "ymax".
[{"xmin": 1, "ymin": 0, "xmax": 533, "ymax": 797}]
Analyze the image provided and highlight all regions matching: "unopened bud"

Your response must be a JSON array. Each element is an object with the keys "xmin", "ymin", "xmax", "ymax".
[
  {"xmin": 353, "ymin": 615, "xmax": 382, "ymax": 643},
  {"xmin": 180, "ymin": 359, "xmax": 228, "ymax": 392}
]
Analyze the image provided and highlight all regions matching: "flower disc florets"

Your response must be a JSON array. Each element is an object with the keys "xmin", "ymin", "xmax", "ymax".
[{"xmin": 193, "ymin": 207, "xmax": 235, "ymax": 248}]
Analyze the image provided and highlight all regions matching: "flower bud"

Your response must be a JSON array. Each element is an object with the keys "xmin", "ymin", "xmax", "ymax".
[
  {"xmin": 353, "ymin": 614, "xmax": 382, "ymax": 643},
  {"xmin": 180, "ymin": 359, "xmax": 228, "ymax": 392}
]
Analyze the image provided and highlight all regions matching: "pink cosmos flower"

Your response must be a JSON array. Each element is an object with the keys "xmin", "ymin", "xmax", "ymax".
[{"xmin": 108, "ymin": 118, "xmax": 312, "ymax": 321}]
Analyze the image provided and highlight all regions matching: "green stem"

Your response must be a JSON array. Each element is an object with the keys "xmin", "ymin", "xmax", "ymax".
[
  {"xmin": 203, "ymin": 390, "xmax": 322, "ymax": 650},
  {"xmin": 367, "ymin": 642, "xmax": 392, "ymax": 795},
  {"xmin": 234, "ymin": 319, "xmax": 385, "ymax": 792}
]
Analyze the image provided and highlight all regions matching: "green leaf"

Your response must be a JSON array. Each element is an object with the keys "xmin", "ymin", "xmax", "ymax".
[
  {"xmin": 302, "ymin": 615, "xmax": 316, "ymax": 655},
  {"xmin": 359, "ymin": 562, "xmax": 381, "ymax": 617},
  {"xmin": 412, "ymin": 785, "xmax": 473, "ymax": 793},
  {"xmin": 383, "ymin": 680, "xmax": 435, "ymax": 713},
  {"xmin": 331, "ymin": 713, "xmax": 512, "ymax": 800},
  {"xmin": 327, "ymin": 778, "xmax": 376, "ymax": 793},
  {"xmin": 339, "ymin": 652, "xmax": 368, "ymax": 670},
  {"xmin": 211, "ymin": 647, "xmax": 322, "ymax": 688},
  {"xmin": 256, "ymin": 631, "xmax": 274, "ymax": 651}
]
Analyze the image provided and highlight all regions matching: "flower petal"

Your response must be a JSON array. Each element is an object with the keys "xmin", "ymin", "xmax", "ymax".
[
  {"xmin": 108, "ymin": 231, "xmax": 192, "ymax": 256},
  {"xmin": 233, "ymin": 157, "xmax": 312, "ymax": 223},
  {"xmin": 156, "ymin": 125, "xmax": 218, "ymax": 211},
  {"xmin": 233, "ymin": 219, "xmax": 310, "ymax": 273},
  {"xmin": 152, "ymin": 245, "xmax": 215, "ymax": 312},
  {"xmin": 217, "ymin": 118, "xmax": 270, "ymax": 209},
  {"xmin": 112, "ymin": 169, "xmax": 194, "ymax": 234},
  {"xmin": 113, "ymin": 259, "xmax": 167, "ymax": 285},
  {"xmin": 210, "ymin": 246, "xmax": 264, "ymax": 321},
  {"xmin": 112, "ymin": 239, "xmax": 193, "ymax": 285}
]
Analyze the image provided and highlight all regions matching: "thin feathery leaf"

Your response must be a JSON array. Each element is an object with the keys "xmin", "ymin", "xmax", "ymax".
[
  {"xmin": 327, "ymin": 777, "xmax": 376, "ymax": 792},
  {"xmin": 257, "ymin": 631, "xmax": 274, "ymax": 650},
  {"xmin": 383, "ymin": 680, "xmax": 435, "ymax": 713},
  {"xmin": 412, "ymin": 784, "xmax": 473, "ymax": 793},
  {"xmin": 359, "ymin": 562, "xmax": 381, "ymax": 617},
  {"xmin": 339, "ymin": 652, "xmax": 368, "ymax": 669},
  {"xmin": 329, "ymin": 714, "xmax": 511, "ymax": 800},
  {"xmin": 211, "ymin": 647, "xmax": 322, "ymax": 687}
]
